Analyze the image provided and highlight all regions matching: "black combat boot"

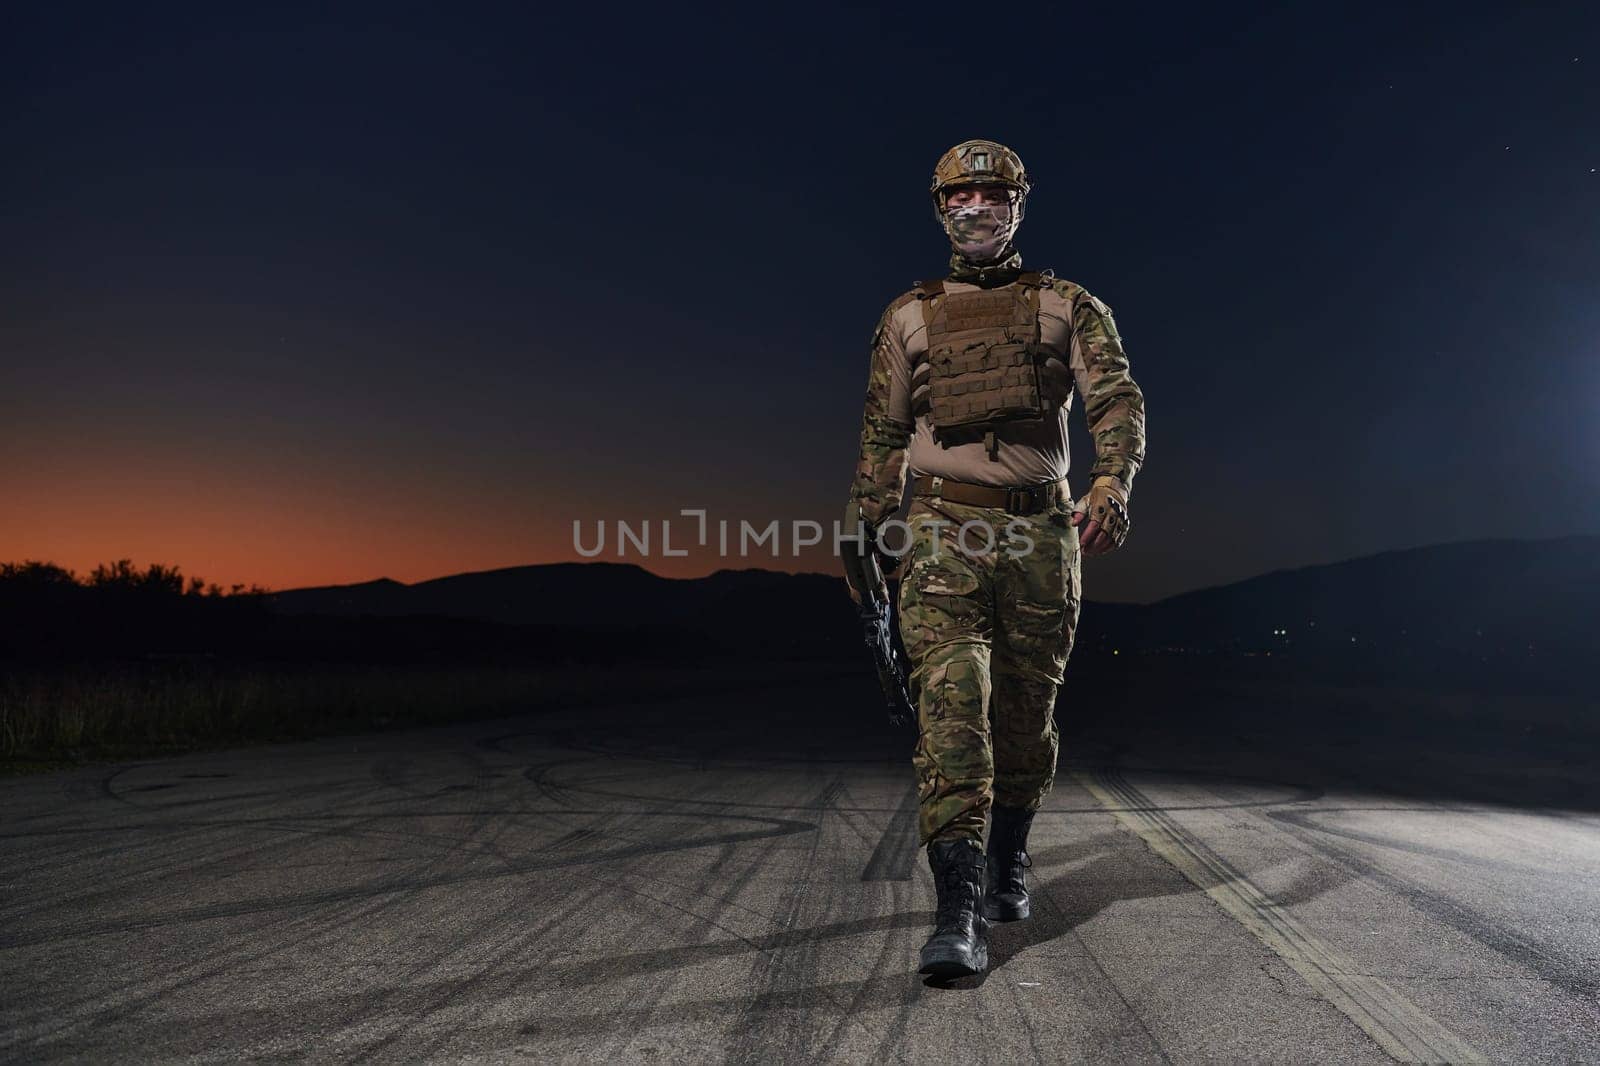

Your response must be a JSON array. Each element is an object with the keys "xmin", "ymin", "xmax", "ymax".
[
  {"xmin": 984, "ymin": 804, "xmax": 1036, "ymax": 922},
  {"xmin": 918, "ymin": 837, "xmax": 990, "ymax": 979}
]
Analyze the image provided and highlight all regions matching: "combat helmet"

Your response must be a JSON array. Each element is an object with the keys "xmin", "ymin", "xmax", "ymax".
[{"xmin": 929, "ymin": 139, "xmax": 1031, "ymax": 224}]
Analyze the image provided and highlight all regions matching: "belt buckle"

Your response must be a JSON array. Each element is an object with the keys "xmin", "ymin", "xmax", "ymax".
[{"xmin": 1005, "ymin": 486, "xmax": 1033, "ymax": 513}]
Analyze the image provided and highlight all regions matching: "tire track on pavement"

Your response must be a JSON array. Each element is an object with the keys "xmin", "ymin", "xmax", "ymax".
[{"xmin": 1074, "ymin": 767, "xmax": 1486, "ymax": 1065}]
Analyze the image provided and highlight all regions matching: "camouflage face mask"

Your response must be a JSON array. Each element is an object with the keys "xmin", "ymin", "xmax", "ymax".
[{"xmin": 942, "ymin": 203, "xmax": 1019, "ymax": 262}]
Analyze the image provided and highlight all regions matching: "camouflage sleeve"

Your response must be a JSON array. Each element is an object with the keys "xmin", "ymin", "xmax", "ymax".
[
  {"xmin": 1070, "ymin": 291, "xmax": 1147, "ymax": 492},
  {"xmin": 848, "ymin": 297, "xmax": 915, "ymax": 525}
]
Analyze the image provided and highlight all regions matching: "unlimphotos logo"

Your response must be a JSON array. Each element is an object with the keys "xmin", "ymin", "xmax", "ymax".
[{"xmin": 572, "ymin": 509, "xmax": 1039, "ymax": 560}]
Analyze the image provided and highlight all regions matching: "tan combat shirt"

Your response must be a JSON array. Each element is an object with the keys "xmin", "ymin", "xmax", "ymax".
[{"xmin": 848, "ymin": 257, "xmax": 1148, "ymax": 526}]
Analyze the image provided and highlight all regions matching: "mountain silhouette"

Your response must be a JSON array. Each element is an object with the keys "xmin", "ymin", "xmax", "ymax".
[
  {"xmin": 266, "ymin": 562, "xmax": 843, "ymax": 629},
  {"xmin": 1127, "ymin": 534, "xmax": 1597, "ymax": 657},
  {"xmin": 264, "ymin": 535, "xmax": 1597, "ymax": 680}
]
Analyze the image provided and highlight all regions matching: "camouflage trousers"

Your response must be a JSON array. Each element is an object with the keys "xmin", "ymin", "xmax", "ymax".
[{"xmin": 896, "ymin": 492, "xmax": 1082, "ymax": 847}]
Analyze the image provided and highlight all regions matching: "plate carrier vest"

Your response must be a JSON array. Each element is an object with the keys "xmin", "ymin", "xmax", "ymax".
[{"xmin": 909, "ymin": 271, "xmax": 1074, "ymax": 460}]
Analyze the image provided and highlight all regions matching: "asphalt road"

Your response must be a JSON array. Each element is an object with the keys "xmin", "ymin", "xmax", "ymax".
[{"xmin": 2, "ymin": 678, "xmax": 1598, "ymax": 1063}]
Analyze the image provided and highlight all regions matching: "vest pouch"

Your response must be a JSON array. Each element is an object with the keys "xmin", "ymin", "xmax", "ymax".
[{"xmin": 927, "ymin": 339, "xmax": 1048, "ymax": 430}]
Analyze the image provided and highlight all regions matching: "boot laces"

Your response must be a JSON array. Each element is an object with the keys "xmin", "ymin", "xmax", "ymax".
[
  {"xmin": 996, "ymin": 848, "xmax": 1031, "ymax": 895},
  {"xmin": 990, "ymin": 808, "xmax": 1036, "ymax": 895},
  {"xmin": 934, "ymin": 852, "xmax": 983, "ymax": 928}
]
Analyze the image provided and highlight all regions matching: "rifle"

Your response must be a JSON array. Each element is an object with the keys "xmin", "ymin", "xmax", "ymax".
[{"xmin": 841, "ymin": 501, "xmax": 915, "ymax": 728}]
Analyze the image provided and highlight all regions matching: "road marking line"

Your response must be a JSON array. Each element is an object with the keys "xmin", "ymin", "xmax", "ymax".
[{"xmin": 1074, "ymin": 768, "xmax": 1486, "ymax": 1065}]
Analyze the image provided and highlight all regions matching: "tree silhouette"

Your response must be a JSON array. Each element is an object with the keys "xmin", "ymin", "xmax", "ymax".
[
  {"xmin": 0, "ymin": 561, "xmax": 79, "ymax": 588},
  {"xmin": 0, "ymin": 559, "xmax": 272, "ymax": 661}
]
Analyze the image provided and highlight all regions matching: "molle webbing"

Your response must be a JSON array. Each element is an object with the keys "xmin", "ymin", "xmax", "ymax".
[{"xmin": 909, "ymin": 275, "xmax": 1049, "ymax": 437}]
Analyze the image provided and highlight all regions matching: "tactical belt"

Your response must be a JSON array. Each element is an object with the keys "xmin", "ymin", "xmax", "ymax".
[{"xmin": 910, "ymin": 474, "xmax": 1069, "ymax": 515}]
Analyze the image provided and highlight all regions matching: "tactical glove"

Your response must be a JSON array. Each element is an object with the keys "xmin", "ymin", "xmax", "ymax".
[{"xmin": 1072, "ymin": 475, "xmax": 1131, "ymax": 555}]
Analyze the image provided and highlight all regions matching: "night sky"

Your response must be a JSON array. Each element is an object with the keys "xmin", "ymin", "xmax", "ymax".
[{"xmin": 4, "ymin": 3, "xmax": 1596, "ymax": 603}]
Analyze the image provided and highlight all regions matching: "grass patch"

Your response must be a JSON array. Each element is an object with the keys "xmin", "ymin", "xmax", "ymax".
[{"xmin": 0, "ymin": 659, "xmax": 826, "ymax": 773}]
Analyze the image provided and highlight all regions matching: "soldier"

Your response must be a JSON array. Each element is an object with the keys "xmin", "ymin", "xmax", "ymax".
[{"xmin": 844, "ymin": 139, "xmax": 1147, "ymax": 979}]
